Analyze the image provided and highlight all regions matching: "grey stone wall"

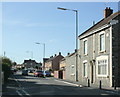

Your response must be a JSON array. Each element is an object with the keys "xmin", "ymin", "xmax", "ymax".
[
  {"xmin": 78, "ymin": 26, "xmax": 112, "ymax": 87},
  {"xmin": 65, "ymin": 53, "xmax": 76, "ymax": 82},
  {"xmin": 112, "ymin": 14, "xmax": 120, "ymax": 87}
]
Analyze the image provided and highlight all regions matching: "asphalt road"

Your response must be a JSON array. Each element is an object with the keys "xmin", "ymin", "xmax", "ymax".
[{"xmin": 2, "ymin": 71, "xmax": 119, "ymax": 96}]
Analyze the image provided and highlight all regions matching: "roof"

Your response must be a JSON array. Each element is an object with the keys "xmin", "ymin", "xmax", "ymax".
[
  {"xmin": 45, "ymin": 55, "xmax": 64, "ymax": 63},
  {"xmin": 78, "ymin": 10, "xmax": 120, "ymax": 38},
  {"xmin": 67, "ymin": 52, "xmax": 76, "ymax": 57},
  {"xmin": 23, "ymin": 59, "xmax": 37, "ymax": 64}
]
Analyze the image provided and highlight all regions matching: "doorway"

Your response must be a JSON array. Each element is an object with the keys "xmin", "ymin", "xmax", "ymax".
[{"xmin": 91, "ymin": 63, "xmax": 94, "ymax": 83}]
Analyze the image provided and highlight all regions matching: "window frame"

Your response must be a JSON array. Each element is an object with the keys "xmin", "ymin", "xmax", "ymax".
[
  {"xmin": 83, "ymin": 38, "xmax": 88, "ymax": 55},
  {"xmin": 96, "ymin": 55, "xmax": 108, "ymax": 77},
  {"xmin": 83, "ymin": 60, "xmax": 88, "ymax": 78},
  {"xmin": 99, "ymin": 31, "xmax": 106, "ymax": 52}
]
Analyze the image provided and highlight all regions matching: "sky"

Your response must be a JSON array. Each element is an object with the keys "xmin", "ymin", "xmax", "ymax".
[{"xmin": 1, "ymin": 2, "xmax": 119, "ymax": 64}]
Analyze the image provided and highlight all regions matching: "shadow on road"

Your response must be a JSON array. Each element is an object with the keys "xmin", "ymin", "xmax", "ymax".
[{"xmin": 2, "ymin": 74, "xmax": 119, "ymax": 96}]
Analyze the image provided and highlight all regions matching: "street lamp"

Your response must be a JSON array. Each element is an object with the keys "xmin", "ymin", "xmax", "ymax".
[
  {"xmin": 57, "ymin": 7, "xmax": 78, "ymax": 81},
  {"xmin": 35, "ymin": 42, "xmax": 45, "ymax": 70}
]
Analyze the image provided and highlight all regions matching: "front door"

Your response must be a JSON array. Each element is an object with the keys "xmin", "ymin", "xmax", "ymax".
[{"xmin": 91, "ymin": 63, "xmax": 94, "ymax": 83}]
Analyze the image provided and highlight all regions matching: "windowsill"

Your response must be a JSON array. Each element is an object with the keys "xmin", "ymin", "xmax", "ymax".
[
  {"xmin": 97, "ymin": 75, "xmax": 109, "ymax": 78},
  {"xmin": 99, "ymin": 50, "xmax": 106, "ymax": 53},
  {"xmin": 71, "ymin": 74, "xmax": 75, "ymax": 76},
  {"xmin": 83, "ymin": 76, "xmax": 88, "ymax": 78}
]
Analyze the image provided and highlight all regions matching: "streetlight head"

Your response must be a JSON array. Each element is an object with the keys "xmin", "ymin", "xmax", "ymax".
[
  {"xmin": 57, "ymin": 7, "xmax": 67, "ymax": 10},
  {"xmin": 35, "ymin": 42, "xmax": 40, "ymax": 44}
]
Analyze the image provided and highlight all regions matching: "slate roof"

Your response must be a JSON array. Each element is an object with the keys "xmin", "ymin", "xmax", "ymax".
[
  {"xmin": 78, "ymin": 10, "xmax": 120, "ymax": 38},
  {"xmin": 45, "ymin": 55, "xmax": 64, "ymax": 63}
]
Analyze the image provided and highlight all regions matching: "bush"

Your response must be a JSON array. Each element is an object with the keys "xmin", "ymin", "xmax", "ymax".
[
  {"xmin": 2, "ymin": 63, "xmax": 12, "ymax": 82},
  {"xmin": 1, "ymin": 57, "xmax": 13, "ymax": 82}
]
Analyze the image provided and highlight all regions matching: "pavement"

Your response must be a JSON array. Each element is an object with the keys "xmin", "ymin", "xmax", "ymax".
[
  {"xmin": 54, "ymin": 78, "xmax": 120, "ymax": 95},
  {"xmin": 2, "ymin": 76, "xmax": 20, "ymax": 96}
]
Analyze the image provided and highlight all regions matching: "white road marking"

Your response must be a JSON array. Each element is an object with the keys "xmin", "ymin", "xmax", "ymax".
[
  {"xmin": 16, "ymin": 90, "xmax": 23, "ymax": 97},
  {"xmin": 22, "ymin": 89, "xmax": 31, "ymax": 96},
  {"xmin": 54, "ymin": 79, "xmax": 79, "ymax": 86},
  {"xmin": 14, "ymin": 77, "xmax": 31, "ymax": 96}
]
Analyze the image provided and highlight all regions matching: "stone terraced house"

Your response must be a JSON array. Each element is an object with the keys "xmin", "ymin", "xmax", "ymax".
[{"xmin": 78, "ymin": 7, "xmax": 120, "ymax": 87}]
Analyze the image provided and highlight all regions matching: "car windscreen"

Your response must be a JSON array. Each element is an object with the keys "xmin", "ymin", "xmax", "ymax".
[{"xmin": 45, "ymin": 71, "xmax": 50, "ymax": 73}]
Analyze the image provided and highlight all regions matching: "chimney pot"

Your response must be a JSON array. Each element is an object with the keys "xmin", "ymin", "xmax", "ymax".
[
  {"xmin": 59, "ymin": 52, "xmax": 61, "ymax": 55},
  {"xmin": 67, "ymin": 53, "xmax": 70, "ymax": 55},
  {"xmin": 75, "ymin": 49, "xmax": 77, "ymax": 52}
]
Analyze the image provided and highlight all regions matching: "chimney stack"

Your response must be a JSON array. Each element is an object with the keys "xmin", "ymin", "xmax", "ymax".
[
  {"xmin": 54, "ymin": 54, "xmax": 57, "ymax": 56},
  {"xmin": 104, "ymin": 7, "xmax": 113, "ymax": 18},
  {"xmin": 75, "ymin": 49, "xmax": 77, "ymax": 52},
  {"xmin": 59, "ymin": 52, "xmax": 61, "ymax": 55}
]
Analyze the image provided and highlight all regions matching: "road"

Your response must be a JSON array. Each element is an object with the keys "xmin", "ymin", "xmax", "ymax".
[{"xmin": 2, "ymin": 71, "xmax": 119, "ymax": 96}]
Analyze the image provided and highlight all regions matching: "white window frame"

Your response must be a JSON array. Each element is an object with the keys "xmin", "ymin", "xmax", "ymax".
[
  {"xmin": 83, "ymin": 60, "xmax": 87, "ymax": 78},
  {"xmin": 99, "ymin": 31, "xmax": 106, "ymax": 52},
  {"xmin": 96, "ymin": 55, "xmax": 108, "ymax": 77},
  {"xmin": 83, "ymin": 38, "xmax": 88, "ymax": 55}
]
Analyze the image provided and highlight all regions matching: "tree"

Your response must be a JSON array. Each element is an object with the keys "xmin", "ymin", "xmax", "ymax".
[
  {"xmin": 1, "ymin": 56, "xmax": 13, "ymax": 82},
  {"xmin": 12, "ymin": 62, "xmax": 17, "ymax": 66}
]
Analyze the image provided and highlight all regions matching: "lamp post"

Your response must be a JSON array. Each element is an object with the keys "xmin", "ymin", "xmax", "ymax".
[
  {"xmin": 35, "ymin": 42, "xmax": 45, "ymax": 70},
  {"xmin": 57, "ymin": 7, "xmax": 78, "ymax": 81}
]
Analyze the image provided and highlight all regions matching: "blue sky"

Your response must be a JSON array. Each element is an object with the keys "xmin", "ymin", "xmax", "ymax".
[{"xmin": 1, "ymin": 2, "xmax": 119, "ymax": 64}]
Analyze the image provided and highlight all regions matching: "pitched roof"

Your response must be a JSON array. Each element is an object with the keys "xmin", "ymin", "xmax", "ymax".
[
  {"xmin": 45, "ymin": 55, "xmax": 64, "ymax": 63},
  {"xmin": 23, "ymin": 59, "xmax": 37, "ymax": 64},
  {"xmin": 78, "ymin": 10, "xmax": 120, "ymax": 38}
]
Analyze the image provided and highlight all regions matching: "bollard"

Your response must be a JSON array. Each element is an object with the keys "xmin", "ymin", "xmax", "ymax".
[
  {"xmin": 114, "ymin": 79, "xmax": 116, "ymax": 90},
  {"xmin": 88, "ymin": 79, "xmax": 90, "ymax": 87},
  {"xmin": 99, "ymin": 80, "xmax": 102, "ymax": 89}
]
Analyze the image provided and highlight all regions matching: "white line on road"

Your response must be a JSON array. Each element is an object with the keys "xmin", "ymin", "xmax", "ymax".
[
  {"xmin": 54, "ymin": 79, "xmax": 79, "ymax": 87},
  {"xmin": 16, "ymin": 90, "xmax": 23, "ymax": 97},
  {"xmin": 14, "ymin": 76, "xmax": 31, "ymax": 96},
  {"xmin": 22, "ymin": 89, "xmax": 31, "ymax": 96}
]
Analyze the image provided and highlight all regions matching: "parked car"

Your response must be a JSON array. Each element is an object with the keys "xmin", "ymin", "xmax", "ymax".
[
  {"xmin": 11, "ymin": 69, "xmax": 17, "ymax": 74},
  {"xmin": 22, "ymin": 70, "xmax": 28, "ymax": 76},
  {"xmin": 44, "ymin": 70, "xmax": 51, "ymax": 77},
  {"xmin": 34, "ymin": 70, "xmax": 44, "ymax": 77},
  {"xmin": 28, "ymin": 69, "xmax": 33, "ymax": 73}
]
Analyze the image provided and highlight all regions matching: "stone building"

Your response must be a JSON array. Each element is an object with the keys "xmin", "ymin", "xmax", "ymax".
[
  {"xmin": 78, "ymin": 7, "xmax": 120, "ymax": 87},
  {"xmin": 44, "ymin": 52, "xmax": 64, "ymax": 71}
]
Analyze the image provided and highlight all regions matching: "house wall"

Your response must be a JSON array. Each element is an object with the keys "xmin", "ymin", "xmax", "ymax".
[
  {"xmin": 79, "ymin": 26, "xmax": 112, "ymax": 87},
  {"xmin": 66, "ymin": 53, "xmax": 76, "ymax": 82},
  {"xmin": 112, "ymin": 15, "xmax": 120, "ymax": 87},
  {"xmin": 54, "ymin": 71, "xmax": 59, "ymax": 78},
  {"xmin": 44, "ymin": 61, "xmax": 52, "ymax": 71},
  {"xmin": 60, "ymin": 60, "xmax": 66, "ymax": 70},
  {"xmin": 52, "ymin": 55, "xmax": 64, "ymax": 71}
]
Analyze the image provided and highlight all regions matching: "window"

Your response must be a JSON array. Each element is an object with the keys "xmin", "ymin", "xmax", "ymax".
[
  {"xmin": 100, "ymin": 34, "xmax": 105, "ymax": 51},
  {"xmin": 98, "ymin": 60, "xmax": 107, "ymax": 75},
  {"xmin": 83, "ymin": 62, "xmax": 87, "ymax": 77},
  {"xmin": 96, "ymin": 55, "xmax": 108, "ymax": 77},
  {"xmin": 84, "ymin": 40, "xmax": 87, "ymax": 55}
]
